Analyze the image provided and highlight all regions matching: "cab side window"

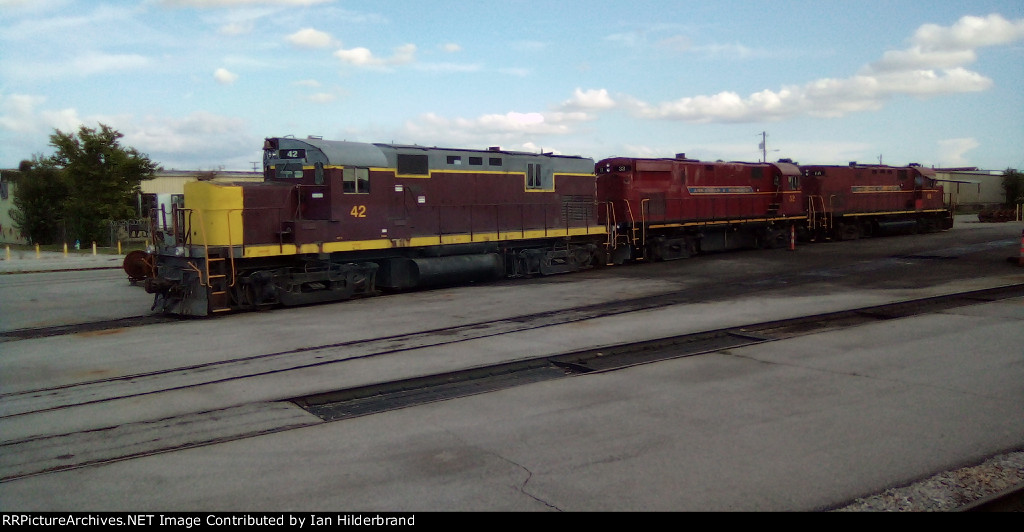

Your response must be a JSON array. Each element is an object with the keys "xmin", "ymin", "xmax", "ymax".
[{"xmin": 343, "ymin": 168, "xmax": 370, "ymax": 193}]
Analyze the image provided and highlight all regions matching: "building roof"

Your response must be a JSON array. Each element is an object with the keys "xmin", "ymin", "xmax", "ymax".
[{"xmin": 155, "ymin": 170, "xmax": 262, "ymax": 179}]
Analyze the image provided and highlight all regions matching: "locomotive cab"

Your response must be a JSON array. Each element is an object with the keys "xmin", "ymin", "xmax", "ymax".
[{"xmin": 263, "ymin": 137, "xmax": 386, "ymax": 227}]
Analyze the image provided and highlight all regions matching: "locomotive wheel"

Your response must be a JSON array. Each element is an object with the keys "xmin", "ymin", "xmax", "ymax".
[
  {"xmin": 837, "ymin": 223, "xmax": 861, "ymax": 241},
  {"xmin": 763, "ymin": 229, "xmax": 788, "ymax": 249},
  {"xmin": 241, "ymin": 284, "xmax": 275, "ymax": 311}
]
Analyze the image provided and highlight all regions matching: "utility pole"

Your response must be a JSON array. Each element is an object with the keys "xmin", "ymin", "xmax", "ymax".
[{"xmin": 759, "ymin": 132, "xmax": 778, "ymax": 162}]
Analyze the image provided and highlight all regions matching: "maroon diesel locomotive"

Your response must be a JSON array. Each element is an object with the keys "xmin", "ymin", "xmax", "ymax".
[
  {"xmin": 801, "ymin": 162, "xmax": 952, "ymax": 241},
  {"xmin": 596, "ymin": 154, "xmax": 805, "ymax": 263},
  {"xmin": 143, "ymin": 137, "xmax": 605, "ymax": 315}
]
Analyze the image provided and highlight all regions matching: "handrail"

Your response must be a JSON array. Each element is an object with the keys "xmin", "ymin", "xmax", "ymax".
[
  {"xmin": 196, "ymin": 208, "xmax": 213, "ymax": 288},
  {"xmin": 225, "ymin": 209, "xmax": 238, "ymax": 288},
  {"xmin": 806, "ymin": 194, "xmax": 831, "ymax": 231},
  {"xmin": 640, "ymin": 198, "xmax": 650, "ymax": 257},
  {"xmin": 606, "ymin": 201, "xmax": 616, "ymax": 250},
  {"xmin": 623, "ymin": 200, "xmax": 638, "ymax": 246}
]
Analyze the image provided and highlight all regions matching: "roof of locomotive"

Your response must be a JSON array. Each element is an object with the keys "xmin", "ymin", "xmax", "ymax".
[
  {"xmin": 268, "ymin": 136, "xmax": 594, "ymax": 174},
  {"xmin": 801, "ymin": 162, "xmax": 936, "ymax": 178},
  {"xmin": 596, "ymin": 155, "xmax": 801, "ymax": 176}
]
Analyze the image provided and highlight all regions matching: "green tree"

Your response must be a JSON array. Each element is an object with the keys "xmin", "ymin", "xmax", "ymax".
[
  {"xmin": 1002, "ymin": 168, "xmax": 1023, "ymax": 206},
  {"xmin": 48, "ymin": 124, "xmax": 156, "ymax": 243},
  {"xmin": 10, "ymin": 158, "xmax": 69, "ymax": 245}
]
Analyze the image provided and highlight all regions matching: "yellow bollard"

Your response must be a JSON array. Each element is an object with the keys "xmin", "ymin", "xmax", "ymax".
[
  {"xmin": 1019, "ymin": 229, "xmax": 1023, "ymax": 267},
  {"xmin": 35, "ymin": 244, "xmax": 40, "ymax": 259},
  {"xmin": 5, "ymin": 245, "xmax": 9, "ymax": 261},
  {"xmin": 118, "ymin": 241, "xmax": 122, "ymax": 255},
  {"xmin": 64, "ymin": 242, "xmax": 68, "ymax": 256},
  {"xmin": 92, "ymin": 242, "xmax": 97, "ymax": 255}
]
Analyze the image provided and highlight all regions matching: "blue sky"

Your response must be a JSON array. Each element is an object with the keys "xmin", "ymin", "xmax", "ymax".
[{"xmin": 1, "ymin": 0, "xmax": 1022, "ymax": 172}]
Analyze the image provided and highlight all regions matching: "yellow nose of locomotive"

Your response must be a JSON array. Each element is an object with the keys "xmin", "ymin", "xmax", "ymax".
[{"xmin": 182, "ymin": 181, "xmax": 245, "ymax": 247}]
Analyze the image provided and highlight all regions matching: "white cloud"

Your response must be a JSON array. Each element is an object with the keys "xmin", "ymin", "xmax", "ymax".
[
  {"xmin": 521, "ymin": 142, "xmax": 563, "ymax": 155},
  {"xmin": 0, "ymin": 93, "xmax": 83, "ymax": 135},
  {"xmin": 122, "ymin": 111, "xmax": 258, "ymax": 169},
  {"xmin": 5, "ymin": 51, "xmax": 151, "ymax": 80},
  {"xmin": 630, "ymin": 88, "xmax": 801, "ymax": 123},
  {"xmin": 867, "ymin": 14, "xmax": 1024, "ymax": 73},
  {"xmin": 937, "ymin": 138, "xmax": 980, "ymax": 167},
  {"xmin": 334, "ymin": 47, "xmax": 375, "ymax": 65},
  {"xmin": 604, "ymin": 32, "xmax": 642, "ymax": 48},
  {"xmin": 441, "ymin": 43, "xmax": 462, "ymax": 53},
  {"xmin": 401, "ymin": 109, "xmax": 593, "ymax": 147},
  {"xmin": 912, "ymin": 14, "xmax": 1024, "ymax": 51},
  {"xmin": 871, "ymin": 68, "xmax": 992, "ymax": 95},
  {"xmin": 334, "ymin": 43, "xmax": 416, "ymax": 68},
  {"xmin": 40, "ymin": 108, "xmax": 86, "ymax": 135},
  {"xmin": 628, "ymin": 14, "xmax": 1022, "ymax": 124},
  {"xmin": 480, "ymin": 112, "xmax": 546, "ymax": 130},
  {"xmin": 73, "ymin": 52, "xmax": 150, "ymax": 75},
  {"xmin": 560, "ymin": 88, "xmax": 616, "ymax": 111},
  {"xmin": 656, "ymin": 35, "xmax": 692, "ymax": 53},
  {"xmin": 214, "ymin": 67, "xmax": 239, "ymax": 85},
  {"xmin": 394, "ymin": 86, "xmax": 607, "ymax": 149},
  {"xmin": 208, "ymin": 8, "xmax": 281, "ymax": 37},
  {"xmin": 414, "ymin": 62, "xmax": 482, "ymax": 74},
  {"xmin": 0, "ymin": 93, "xmax": 259, "ymax": 169},
  {"xmin": 286, "ymin": 28, "xmax": 335, "ymax": 49},
  {"xmin": 305, "ymin": 92, "xmax": 337, "ymax": 104},
  {"xmin": 0, "ymin": 94, "xmax": 48, "ymax": 133},
  {"xmin": 2, "ymin": 4, "xmax": 137, "ymax": 43},
  {"xmin": 0, "ymin": 0, "xmax": 57, "ymax": 9},
  {"xmin": 868, "ymin": 48, "xmax": 977, "ymax": 72}
]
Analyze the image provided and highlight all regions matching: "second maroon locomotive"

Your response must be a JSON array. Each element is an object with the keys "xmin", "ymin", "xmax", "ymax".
[
  {"xmin": 596, "ymin": 154, "xmax": 805, "ymax": 263},
  {"xmin": 595, "ymin": 155, "xmax": 951, "ymax": 263}
]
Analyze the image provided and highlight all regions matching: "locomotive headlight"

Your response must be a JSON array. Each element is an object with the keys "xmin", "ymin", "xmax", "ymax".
[{"xmin": 175, "ymin": 246, "xmax": 185, "ymax": 257}]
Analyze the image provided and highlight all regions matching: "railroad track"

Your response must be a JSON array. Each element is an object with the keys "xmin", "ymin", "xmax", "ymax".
[
  {"xmin": 3, "ymin": 236, "xmax": 1019, "ymax": 344},
  {"xmin": 2, "ymin": 283, "xmax": 1022, "ymax": 483}
]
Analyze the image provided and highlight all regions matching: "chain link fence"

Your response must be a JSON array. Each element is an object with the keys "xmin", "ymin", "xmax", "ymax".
[{"xmin": 108, "ymin": 218, "xmax": 151, "ymax": 248}]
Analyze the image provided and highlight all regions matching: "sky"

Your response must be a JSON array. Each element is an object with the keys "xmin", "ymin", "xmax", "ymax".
[{"xmin": 1, "ymin": 0, "xmax": 1023, "ymax": 172}]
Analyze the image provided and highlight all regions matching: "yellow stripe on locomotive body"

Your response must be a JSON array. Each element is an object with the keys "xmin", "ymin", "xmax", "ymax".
[
  {"xmin": 240, "ymin": 227, "xmax": 608, "ymax": 259},
  {"xmin": 851, "ymin": 185, "xmax": 904, "ymax": 193}
]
